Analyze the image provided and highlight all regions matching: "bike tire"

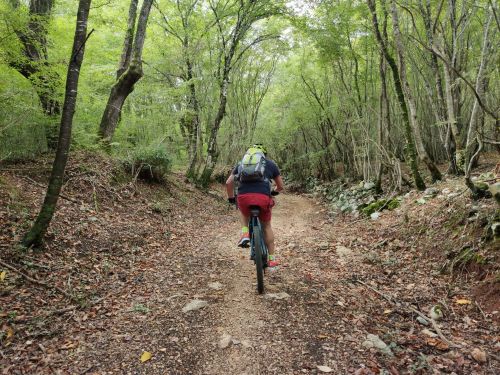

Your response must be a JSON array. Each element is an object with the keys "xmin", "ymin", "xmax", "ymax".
[{"xmin": 253, "ymin": 229, "xmax": 265, "ymax": 294}]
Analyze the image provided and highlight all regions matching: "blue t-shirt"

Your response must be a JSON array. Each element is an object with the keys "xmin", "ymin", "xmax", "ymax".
[{"xmin": 233, "ymin": 159, "xmax": 280, "ymax": 196}]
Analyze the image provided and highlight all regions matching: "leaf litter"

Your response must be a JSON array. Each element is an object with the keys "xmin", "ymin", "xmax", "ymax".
[{"xmin": 0, "ymin": 154, "xmax": 498, "ymax": 374}]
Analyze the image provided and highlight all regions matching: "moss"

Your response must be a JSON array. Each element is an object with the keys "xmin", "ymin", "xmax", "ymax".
[
  {"xmin": 361, "ymin": 198, "xmax": 400, "ymax": 216},
  {"xmin": 474, "ymin": 182, "xmax": 489, "ymax": 191},
  {"xmin": 387, "ymin": 199, "xmax": 400, "ymax": 210}
]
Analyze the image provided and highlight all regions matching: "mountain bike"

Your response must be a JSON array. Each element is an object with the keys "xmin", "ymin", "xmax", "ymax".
[{"xmin": 248, "ymin": 191, "xmax": 279, "ymax": 294}]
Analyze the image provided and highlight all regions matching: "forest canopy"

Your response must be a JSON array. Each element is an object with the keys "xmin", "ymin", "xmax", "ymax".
[{"xmin": 0, "ymin": 0, "xmax": 498, "ymax": 190}]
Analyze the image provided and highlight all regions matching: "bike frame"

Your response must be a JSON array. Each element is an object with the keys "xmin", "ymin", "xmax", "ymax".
[{"xmin": 249, "ymin": 208, "xmax": 268, "ymax": 267}]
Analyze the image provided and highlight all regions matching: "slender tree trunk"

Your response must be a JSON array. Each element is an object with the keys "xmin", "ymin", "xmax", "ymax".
[
  {"xmin": 419, "ymin": 0, "xmax": 447, "ymax": 122},
  {"xmin": 9, "ymin": 0, "xmax": 60, "ymax": 116},
  {"xmin": 391, "ymin": 0, "xmax": 442, "ymax": 182},
  {"xmin": 442, "ymin": 63, "xmax": 461, "ymax": 174},
  {"xmin": 98, "ymin": 0, "xmax": 153, "ymax": 142},
  {"xmin": 117, "ymin": 0, "xmax": 138, "ymax": 78},
  {"xmin": 438, "ymin": 0, "xmax": 474, "ymax": 174},
  {"xmin": 185, "ymin": 55, "xmax": 202, "ymax": 180},
  {"xmin": 197, "ymin": 0, "xmax": 278, "ymax": 186},
  {"xmin": 22, "ymin": 0, "xmax": 92, "ymax": 247},
  {"xmin": 375, "ymin": 53, "xmax": 388, "ymax": 193},
  {"xmin": 418, "ymin": 0, "xmax": 448, "ymax": 152},
  {"xmin": 465, "ymin": 10, "xmax": 493, "ymax": 168},
  {"xmin": 367, "ymin": 0, "xmax": 426, "ymax": 190}
]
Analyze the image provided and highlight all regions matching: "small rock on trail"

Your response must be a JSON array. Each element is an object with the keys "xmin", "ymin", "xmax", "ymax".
[
  {"xmin": 182, "ymin": 299, "xmax": 208, "ymax": 313},
  {"xmin": 317, "ymin": 365, "xmax": 334, "ymax": 373},
  {"xmin": 208, "ymin": 281, "xmax": 223, "ymax": 290},
  {"xmin": 265, "ymin": 292, "xmax": 290, "ymax": 300},
  {"xmin": 218, "ymin": 333, "xmax": 233, "ymax": 349},
  {"xmin": 362, "ymin": 334, "xmax": 393, "ymax": 356}
]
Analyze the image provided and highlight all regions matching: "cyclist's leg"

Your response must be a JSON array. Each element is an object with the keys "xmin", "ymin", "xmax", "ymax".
[
  {"xmin": 239, "ymin": 211, "xmax": 250, "ymax": 229},
  {"xmin": 261, "ymin": 220, "xmax": 275, "ymax": 255},
  {"xmin": 258, "ymin": 195, "xmax": 275, "ymax": 254},
  {"xmin": 236, "ymin": 195, "xmax": 251, "ymax": 247}
]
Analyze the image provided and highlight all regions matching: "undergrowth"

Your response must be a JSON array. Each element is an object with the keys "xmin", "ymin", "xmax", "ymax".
[{"xmin": 121, "ymin": 145, "xmax": 172, "ymax": 183}]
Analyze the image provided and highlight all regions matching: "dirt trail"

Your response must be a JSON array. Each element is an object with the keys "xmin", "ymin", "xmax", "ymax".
[
  {"xmin": 192, "ymin": 192, "xmax": 499, "ymax": 374},
  {"xmin": 3, "ymin": 173, "xmax": 498, "ymax": 374},
  {"xmin": 199, "ymin": 194, "xmax": 322, "ymax": 374}
]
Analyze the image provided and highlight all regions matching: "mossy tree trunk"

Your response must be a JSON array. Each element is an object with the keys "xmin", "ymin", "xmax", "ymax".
[
  {"xmin": 98, "ymin": 0, "xmax": 153, "ymax": 143},
  {"xmin": 375, "ymin": 53, "xmax": 388, "ymax": 194},
  {"xmin": 184, "ymin": 55, "xmax": 202, "ymax": 180},
  {"xmin": 22, "ymin": 0, "xmax": 92, "ymax": 247},
  {"xmin": 116, "ymin": 0, "xmax": 138, "ymax": 79},
  {"xmin": 367, "ymin": 0, "xmax": 426, "ymax": 191}
]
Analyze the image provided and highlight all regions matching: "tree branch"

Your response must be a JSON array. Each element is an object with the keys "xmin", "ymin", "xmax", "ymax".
[
  {"xmin": 408, "ymin": 34, "xmax": 498, "ymax": 121},
  {"xmin": 0, "ymin": 260, "xmax": 76, "ymax": 301}
]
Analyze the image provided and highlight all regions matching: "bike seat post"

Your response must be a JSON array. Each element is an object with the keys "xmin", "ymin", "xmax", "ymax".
[{"xmin": 249, "ymin": 205, "xmax": 260, "ymax": 217}]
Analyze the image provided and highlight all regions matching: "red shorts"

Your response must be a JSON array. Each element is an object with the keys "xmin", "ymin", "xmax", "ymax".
[{"xmin": 237, "ymin": 193, "xmax": 275, "ymax": 222}]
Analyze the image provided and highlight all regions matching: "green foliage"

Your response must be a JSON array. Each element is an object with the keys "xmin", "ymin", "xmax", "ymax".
[
  {"xmin": 132, "ymin": 304, "xmax": 150, "ymax": 314},
  {"xmin": 0, "ymin": 66, "xmax": 49, "ymax": 160},
  {"xmin": 0, "ymin": 0, "xmax": 498, "ymax": 190},
  {"xmin": 123, "ymin": 144, "xmax": 172, "ymax": 183}
]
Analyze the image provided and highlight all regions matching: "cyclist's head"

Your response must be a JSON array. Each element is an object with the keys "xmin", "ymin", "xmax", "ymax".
[{"xmin": 252, "ymin": 143, "xmax": 267, "ymax": 155}]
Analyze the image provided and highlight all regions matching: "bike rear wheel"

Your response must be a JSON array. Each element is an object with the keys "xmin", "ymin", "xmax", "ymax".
[{"xmin": 253, "ymin": 229, "xmax": 265, "ymax": 294}]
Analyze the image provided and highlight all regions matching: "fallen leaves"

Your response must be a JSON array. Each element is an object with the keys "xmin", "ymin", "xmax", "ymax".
[
  {"xmin": 140, "ymin": 351, "xmax": 152, "ymax": 362},
  {"xmin": 60, "ymin": 341, "xmax": 78, "ymax": 350},
  {"xmin": 470, "ymin": 348, "xmax": 487, "ymax": 363},
  {"xmin": 6, "ymin": 326, "xmax": 14, "ymax": 340},
  {"xmin": 425, "ymin": 337, "xmax": 449, "ymax": 351},
  {"xmin": 1, "ymin": 159, "xmax": 498, "ymax": 374}
]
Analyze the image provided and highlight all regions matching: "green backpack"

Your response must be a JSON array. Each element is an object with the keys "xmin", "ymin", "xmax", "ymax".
[{"xmin": 237, "ymin": 147, "xmax": 268, "ymax": 183}]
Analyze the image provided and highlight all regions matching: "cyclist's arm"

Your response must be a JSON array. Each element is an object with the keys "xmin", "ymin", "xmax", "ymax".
[
  {"xmin": 226, "ymin": 174, "xmax": 235, "ymax": 198},
  {"xmin": 274, "ymin": 175, "xmax": 284, "ymax": 192}
]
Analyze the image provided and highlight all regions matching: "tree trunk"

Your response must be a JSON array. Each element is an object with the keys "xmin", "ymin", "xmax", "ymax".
[
  {"xmin": 9, "ymin": 0, "xmax": 61, "ymax": 116},
  {"xmin": 442, "ymin": 63, "xmax": 462, "ymax": 174},
  {"xmin": 375, "ymin": 52, "xmax": 388, "ymax": 193},
  {"xmin": 367, "ymin": 0, "xmax": 426, "ymax": 190},
  {"xmin": 98, "ymin": 0, "xmax": 153, "ymax": 142},
  {"xmin": 22, "ymin": 0, "xmax": 92, "ymax": 247},
  {"xmin": 185, "ymin": 55, "xmax": 202, "ymax": 180},
  {"xmin": 465, "ymin": 10, "xmax": 493, "ymax": 171},
  {"xmin": 117, "ymin": 0, "xmax": 139, "ymax": 78},
  {"xmin": 198, "ymin": 77, "xmax": 228, "ymax": 187},
  {"xmin": 391, "ymin": 0, "xmax": 442, "ymax": 182}
]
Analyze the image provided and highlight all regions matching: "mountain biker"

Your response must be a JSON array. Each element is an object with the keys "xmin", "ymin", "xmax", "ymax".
[{"xmin": 226, "ymin": 144, "xmax": 284, "ymax": 268}]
